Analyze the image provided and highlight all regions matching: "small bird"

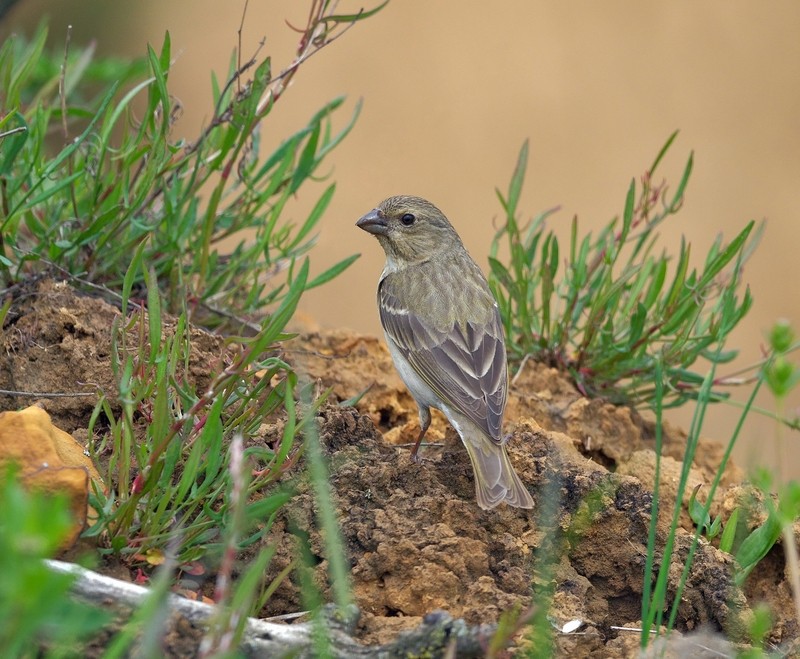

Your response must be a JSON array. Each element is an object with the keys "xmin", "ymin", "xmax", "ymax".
[{"xmin": 356, "ymin": 195, "xmax": 534, "ymax": 510}]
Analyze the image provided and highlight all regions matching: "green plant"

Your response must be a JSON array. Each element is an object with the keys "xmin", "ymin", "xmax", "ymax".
[
  {"xmin": 1, "ymin": 4, "xmax": 380, "ymax": 653},
  {"xmin": 732, "ymin": 469, "xmax": 800, "ymax": 584},
  {"xmin": 755, "ymin": 320, "xmax": 800, "ymax": 629},
  {"xmin": 85, "ymin": 224, "xmax": 316, "ymax": 568},
  {"xmin": 690, "ymin": 498, "xmax": 742, "ymax": 556},
  {"xmin": 199, "ymin": 435, "xmax": 283, "ymax": 656},
  {"xmin": 687, "ymin": 484, "xmax": 722, "ymax": 540},
  {"xmin": 718, "ymin": 507, "xmax": 741, "ymax": 555},
  {"xmin": 486, "ymin": 135, "xmax": 799, "ymax": 650},
  {"xmin": 0, "ymin": 5, "xmax": 381, "ymax": 328},
  {"xmin": 764, "ymin": 320, "xmax": 800, "ymax": 469},
  {"xmin": 489, "ymin": 133, "xmax": 760, "ymax": 408},
  {"xmin": 0, "ymin": 468, "xmax": 109, "ymax": 655},
  {"xmin": 740, "ymin": 603, "xmax": 773, "ymax": 658},
  {"xmin": 639, "ymin": 349, "xmax": 760, "ymax": 647},
  {"xmin": 8, "ymin": 0, "xmax": 387, "ymax": 559},
  {"xmin": 482, "ymin": 136, "xmax": 776, "ymax": 655},
  {"xmin": 288, "ymin": 391, "xmax": 355, "ymax": 657},
  {"xmin": 640, "ymin": 321, "xmax": 800, "ymax": 648}
]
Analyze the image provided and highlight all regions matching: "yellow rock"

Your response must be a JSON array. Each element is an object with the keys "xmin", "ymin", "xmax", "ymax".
[{"xmin": 0, "ymin": 405, "xmax": 104, "ymax": 549}]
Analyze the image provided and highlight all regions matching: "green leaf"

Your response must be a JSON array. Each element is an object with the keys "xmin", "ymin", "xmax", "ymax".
[
  {"xmin": 145, "ymin": 33, "xmax": 171, "ymax": 136},
  {"xmin": 619, "ymin": 179, "xmax": 636, "ymax": 245},
  {"xmin": 778, "ymin": 481, "xmax": 800, "ymax": 523},
  {"xmin": 290, "ymin": 121, "xmax": 321, "ymax": 193},
  {"xmin": 735, "ymin": 514, "xmax": 782, "ymax": 581},
  {"xmin": 697, "ymin": 222, "xmax": 754, "ymax": 289},
  {"xmin": 663, "ymin": 238, "xmax": 690, "ymax": 310},
  {"xmin": 649, "ymin": 130, "xmax": 679, "ymax": 175},
  {"xmin": 288, "ymin": 184, "xmax": 336, "ymax": 250},
  {"xmin": 506, "ymin": 139, "xmax": 529, "ymax": 218},
  {"xmin": 5, "ymin": 26, "xmax": 48, "ymax": 106},
  {"xmin": 706, "ymin": 514, "xmax": 721, "ymax": 539},
  {"xmin": 323, "ymin": 0, "xmax": 390, "ymax": 23},
  {"xmin": 719, "ymin": 507, "xmax": 740, "ymax": 554},
  {"xmin": 668, "ymin": 151, "xmax": 693, "ymax": 210},
  {"xmin": 702, "ymin": 347, "xmax": 739, "ymax": 364},
  {"xmin": 143, "ymin": 265, "xmax": 162, "ymax": 361},
  {"xmin": 627, "ymin": 303, "xmax": 647, "ymax": 349},
  {"xmin": 317, "ymin": 97, "xmax": 362, "ymax": 161},
  {"xmin": 307, "ymin": 253, "xmax": 360, "ymax": 289},
  {"xmin": 0, "ymin": 113, "xmax": 28, "ymax": 174},
  {"xmin": 24, "ymin": 171, "xmax": 83, "ymax": 208},
  {"xmin": 121, "ymin": 242, "xmax": 146, "ymax": 311},
  {"xmin": 6, "ymin": 81, "xmax": 120, "ymax": 224},
  {"xmin": 488, "ymin": 256, "xmax": 513, "ymax": 290}
]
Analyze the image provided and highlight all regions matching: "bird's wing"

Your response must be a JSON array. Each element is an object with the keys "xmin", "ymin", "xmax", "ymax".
[{"xmin": 379, "ymin": 274, "xmax": 507, "ymax": 442}]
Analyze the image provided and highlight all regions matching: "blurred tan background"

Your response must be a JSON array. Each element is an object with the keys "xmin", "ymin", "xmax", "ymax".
[{"xmin": 3, "ymin": 1, "xmax": 799, "ymax": 476}]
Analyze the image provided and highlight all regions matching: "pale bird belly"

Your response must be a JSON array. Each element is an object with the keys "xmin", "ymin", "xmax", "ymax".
[{"xmin": 384, "ymin": 332, "xmax": 441, "ymax": 411}]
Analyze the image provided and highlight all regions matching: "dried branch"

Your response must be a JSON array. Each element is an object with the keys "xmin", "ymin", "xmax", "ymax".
[{"xmin": 46, "ymin": 559, "xmax": 491, "ymax": 657}]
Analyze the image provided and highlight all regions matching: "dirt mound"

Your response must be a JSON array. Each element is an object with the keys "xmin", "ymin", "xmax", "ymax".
[{"xmin": 1, "ymin": 281, "xmax": 796, "ymax": 655}]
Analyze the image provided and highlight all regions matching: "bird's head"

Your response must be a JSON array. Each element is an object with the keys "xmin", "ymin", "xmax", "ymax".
[{"xmin": 356, "ymin": 195, "xmax": 462, "ymax": 267}]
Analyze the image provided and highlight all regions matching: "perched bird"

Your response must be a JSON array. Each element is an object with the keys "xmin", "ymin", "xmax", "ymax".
[{"xmin": 356, "ymin": 195, "xmax": 534, "ymax": 510}]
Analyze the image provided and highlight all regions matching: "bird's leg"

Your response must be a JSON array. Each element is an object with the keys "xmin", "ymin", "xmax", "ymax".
[{"xmin": 410, "ymin": 407, "xmax": 431, "ymax": 464}]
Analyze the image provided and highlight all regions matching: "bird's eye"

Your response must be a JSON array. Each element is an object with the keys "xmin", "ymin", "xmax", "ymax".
[{"xmin": 400, "ymin": 213, "xmax": 416, "ymax": 226}]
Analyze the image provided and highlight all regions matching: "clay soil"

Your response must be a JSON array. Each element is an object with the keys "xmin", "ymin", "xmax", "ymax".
[{"xmin": 2, "ymin": 279, "xmax": 799, "ymax": 657}]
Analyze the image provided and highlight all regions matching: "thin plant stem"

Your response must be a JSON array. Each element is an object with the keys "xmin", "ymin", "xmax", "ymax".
[{"xmin": 640, "ymin": 358, "xmax": 664, "ymax": 648}]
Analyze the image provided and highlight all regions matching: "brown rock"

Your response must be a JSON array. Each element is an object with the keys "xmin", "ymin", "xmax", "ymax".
[{"xmin": 0, "ymin": 405, "xmax": 103, "ymax": 548}]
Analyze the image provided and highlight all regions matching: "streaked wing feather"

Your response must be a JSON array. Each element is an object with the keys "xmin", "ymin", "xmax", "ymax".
[{"xmin": 379, "ymin": 277, "xmax": 507, "ymax": 442}]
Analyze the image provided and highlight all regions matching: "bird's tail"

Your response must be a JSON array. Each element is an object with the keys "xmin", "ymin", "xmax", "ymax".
[{"xmin": 462, "ymin": 433, "xmax": 534, "ymax": 510}]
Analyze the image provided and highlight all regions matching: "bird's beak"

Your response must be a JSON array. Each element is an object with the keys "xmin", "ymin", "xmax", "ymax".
[{"xmin": 356, "ymin": 209, "xmax": 389, "ymax": 236}]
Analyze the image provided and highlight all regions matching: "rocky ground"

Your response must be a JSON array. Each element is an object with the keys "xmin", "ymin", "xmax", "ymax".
[{"xmin": 1, "ymin": 279, "xmax": 798, "ymax": 656}]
